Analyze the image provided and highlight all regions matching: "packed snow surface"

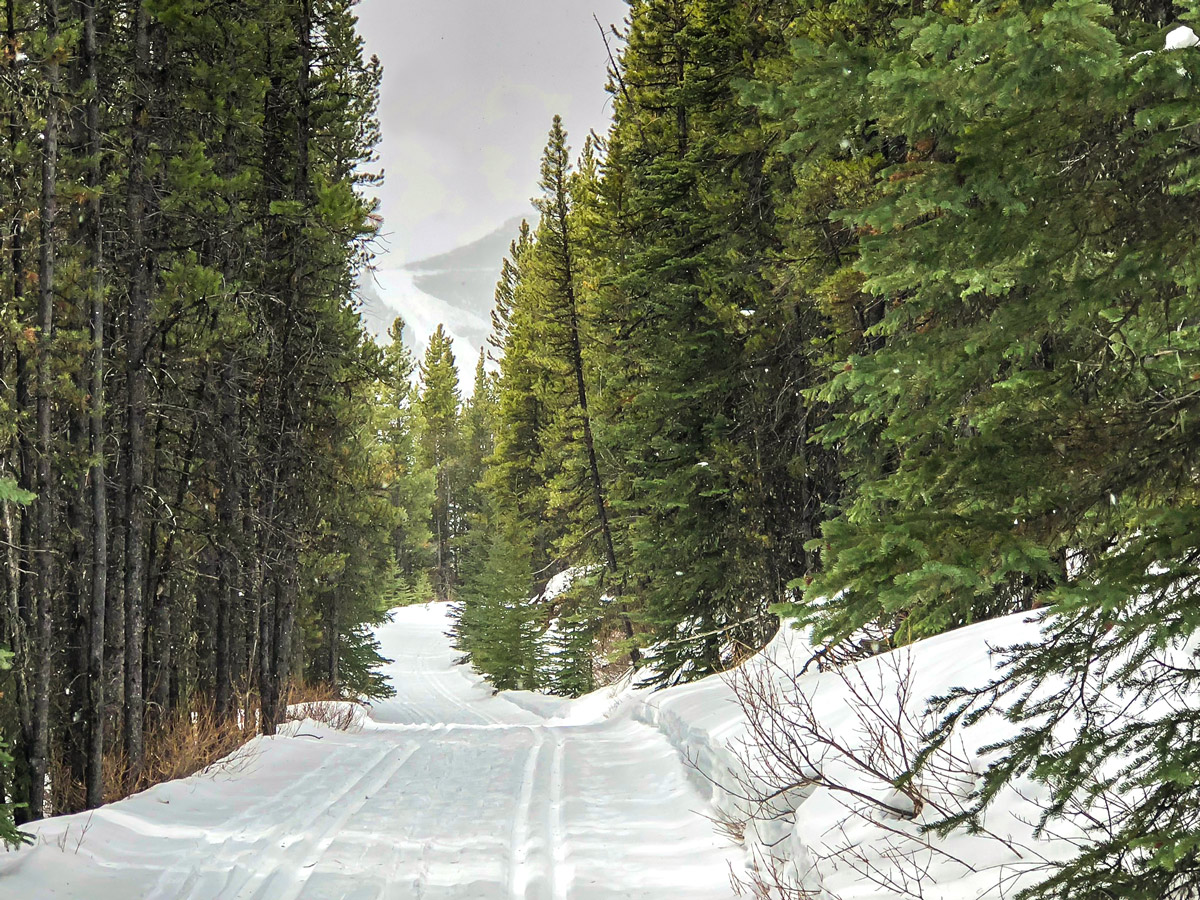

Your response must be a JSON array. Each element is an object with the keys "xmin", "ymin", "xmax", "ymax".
[
  {"xmin": 0, "ymin": 603, "xmax": 740, "ymax": 899},
  {"xmin": 4, "ymin": 603, "xmax": 1080, "ymax": 899}
]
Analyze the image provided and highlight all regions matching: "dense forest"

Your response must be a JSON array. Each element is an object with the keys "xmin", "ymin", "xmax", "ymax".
[
  {"xmin": 5, "ymin": 0, "xmax": 1200, "ymax": 895},
  {"xmin": 0, "ymin": 0, "xmax": 439, "ymax": 837}
]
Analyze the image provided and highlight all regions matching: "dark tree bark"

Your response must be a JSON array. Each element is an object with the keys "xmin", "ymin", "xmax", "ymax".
[
  {"xmin": 122, "ymin": 0, "xmax": 151, "ymax": 787},
  {"xmin": 68, "ymin": 0, "xmax": 109, "ymax": 810},
  {"xmin": 271, "ymin": 0, "xmax": 313, "ymax": 718},
  {"xmin": 215, "ymin": 352, "xmax": 242, "ymax": 719},
  {"xmin": 30, "ymin": 0, "xmax": 63, "ymax": 821},
  {"xmin": 2, "ymin": 0, "xmax": 35, "ymax": 822}
]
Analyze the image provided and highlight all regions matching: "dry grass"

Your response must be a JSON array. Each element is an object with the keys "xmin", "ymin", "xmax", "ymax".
[
  {"xmin": 48, "ymin": 681, "xmax": 359, "ymax": 813},
  {"xmin": 107, "ymin": 694, "xmax": 261, "ymax": 804},
  {"xmin": 49, "ymin": 692, "xmax": 257, "ymax": 814}
]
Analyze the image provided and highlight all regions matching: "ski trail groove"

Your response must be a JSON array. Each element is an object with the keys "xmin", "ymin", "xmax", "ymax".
[
  {"xmin": 549, "ymin": 731, "xmax": 568, "ymax": 900},
  {"xmin": 508, "ymin": 728, "xmax": 548, "ymax": 899},
  {"xmin": 169, "ymin": 740, "xmax": 411, "ymax": 900},
  {"xmin": 243, "ymin": 741, "xmax": 420, "ymax": 900},
  {"xmin": 1, "ymin": 604, "xmax": 742, "ymax": 900},
  {"xmin": 143, "ymin": 740, "xmax": 375, "ymax": 900}
]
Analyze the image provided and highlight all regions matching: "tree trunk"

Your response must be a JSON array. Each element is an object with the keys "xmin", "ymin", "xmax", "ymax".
[
  {"xmin": 123, "ymin": 0, "xmax": 151, "ymax": 788},
  {"xmin": 326, "ymin": 598, "xmax": 339, "ymax": 690},
  {"xmin": 30, "ymin": 0, "xmax": 63, "ymax": 821},
  {"xmin": 2, "ymin": 0, "xmax": 34, "ymax": 824},
  {"xmin": 215, "ymin": 352, "xmax": 241, "ymax": 719},
  {"xmin": 81, "ymin": 0, "xmax": 107, "ymax": 809}
]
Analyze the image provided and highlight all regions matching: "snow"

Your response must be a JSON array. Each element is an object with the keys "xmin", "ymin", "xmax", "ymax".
[
  {"xmin": 618, "ymin": 614, "xmax": 1074, "ymax": 899},
  {"xmin": 0, "ymin": 604, "xmax": 741, "ymax": 898},
  {"xmin": 1165, "ymin": 25, "xmax": 1200, "ymax": 51},
  {"xmin": 1, "ymin": 602, "xmax": 1109, "ymax": 899}
]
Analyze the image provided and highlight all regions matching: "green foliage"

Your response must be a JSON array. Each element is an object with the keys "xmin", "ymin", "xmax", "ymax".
[
  {"xmin": 0, "ymin": 0, "xmax": 398, "ymax": 818},
  {"xmin": 0, "ymin": 648, "xmax": 28, "ymax": 848},
  {"xmin": 589, "ymin": 0, "xmax": 833, "ymax": 685},
  {"xmin": 751, "ymin": 0, "xmax": 1200, "ymax": 895},
  {"xmin": 337, "ymin": 624, "xmax": 396, "ymax": 701},
  {"xmin": 455, "ymin": 517, "xmax": 544, "ymax": 691},
  {"xmin": 0, "ymin": 479, "xmax": 34, "ymax": 506},
  {"xmin": 415, "ymin": 325, "xmax": 464, "ymax": 601},
  {"xmin": 380, "ymin": 317, "xmax": 435, "ymax": 599}
]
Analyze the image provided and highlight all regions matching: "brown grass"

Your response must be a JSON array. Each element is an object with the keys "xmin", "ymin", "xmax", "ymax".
[{"xmin": 49, "ymin": 681, "xmax": 359, "ymax": 814}]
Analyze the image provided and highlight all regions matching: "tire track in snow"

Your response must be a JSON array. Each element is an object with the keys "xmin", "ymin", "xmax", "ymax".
[
  {"xmin": 508, "ymin": 728, "xmax": 547, "ymax": 899},
  {"xmin": 548, "ymin": 731, "xmax": 569, "ymax": 900},
  {"xmin": 241, "ymin": 741, "xmax": 421, "ymax": 900}
]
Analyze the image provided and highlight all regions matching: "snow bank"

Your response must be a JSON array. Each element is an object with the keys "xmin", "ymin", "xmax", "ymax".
[
  {"xmin": 526, "ymin": 612, "xmax": 1073, "ymax": 899},
  {"xmin": 284, "ymin": 699, "xmax": 370, "ymax": 732}
]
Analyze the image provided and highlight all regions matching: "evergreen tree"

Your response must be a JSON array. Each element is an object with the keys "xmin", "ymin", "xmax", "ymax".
[
  {"xmin": 415, "ymin": 325, "xmax": 463, "ymax": 602},
  {"xmin": 453, "ymin": 238, "xmax": 549, "ymax": 688},
  {"xmin": 379, "ymin": 317, "xmax": 434, "ymax": 604},
  {"xmin": 755, "ymin": 2, "xmax": 1200, "ymax": 896},
  {"xmin": 591, "ymin": 0, "xmax": 817, "ymax": 684},
  {"xmin": 0, "ymin": 0, "xmax": 394, "ymax": 817}
]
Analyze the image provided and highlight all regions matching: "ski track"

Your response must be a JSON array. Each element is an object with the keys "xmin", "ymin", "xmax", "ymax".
[{"xmin": 1, "ymin": 604, "xmax": 740, "ymax": 899}]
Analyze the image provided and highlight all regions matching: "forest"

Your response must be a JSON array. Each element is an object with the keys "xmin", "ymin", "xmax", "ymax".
[
  {"xmin": 5, "ymin": 0, "xmax": 1200, "ymax": 896},
  {"xmin": 0, "ymin": 0, "xmax": 429, "ymax": 836}
]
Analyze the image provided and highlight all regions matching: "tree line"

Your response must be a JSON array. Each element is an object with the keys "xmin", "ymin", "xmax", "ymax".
[
  {"xmin": 439, "ymin": 1, "xmax": 1200, "ymax": 896},
  {"xmin": 0, "ymin": 0, "xmax": 418, "ymax": 835},
  {"xmin": 5, "ymin": 0, "xmax": 1200, "ymax": 893}
]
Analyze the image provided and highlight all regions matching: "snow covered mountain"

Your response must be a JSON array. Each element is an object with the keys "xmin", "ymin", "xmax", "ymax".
[{"xmin": 359, "ymin": 215, "xmax": 530, "ymax": 370}]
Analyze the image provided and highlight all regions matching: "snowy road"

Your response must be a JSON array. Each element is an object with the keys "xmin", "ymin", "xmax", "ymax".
[{"xmin": 1, "ymin": 604, "xmax": 739, "ymax": 899}]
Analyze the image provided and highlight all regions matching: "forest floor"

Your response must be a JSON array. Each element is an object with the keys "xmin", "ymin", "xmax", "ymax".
[{"xmin": 0, "ymin": 603, "xmax": 741, "ymax": 899}]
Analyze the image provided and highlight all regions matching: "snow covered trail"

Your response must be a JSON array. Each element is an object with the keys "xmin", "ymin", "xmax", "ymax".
[{"xmin": 0, "ymin": 603, "xmax": 740, "ymax": 899}]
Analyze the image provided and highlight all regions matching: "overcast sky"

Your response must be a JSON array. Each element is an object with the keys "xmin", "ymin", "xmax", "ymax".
[{"xmin": 356, "ymin": 0, "xmax": 628, "ymax": 268}]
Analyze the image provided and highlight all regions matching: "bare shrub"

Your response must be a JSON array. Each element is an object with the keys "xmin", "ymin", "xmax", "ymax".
[
  {"xmin": 717, "ymin": 649, "xmax": 1041, "ymax": 900},
  {"xmin": 120, "ymin": 694, "xmax": 260, "ymax": 796},
  {"xmin": 284, "ymin": 681, "xmax": 364, "ymax": 732}
]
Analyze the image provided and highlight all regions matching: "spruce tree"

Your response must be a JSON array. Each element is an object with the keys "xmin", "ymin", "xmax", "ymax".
[
  {"xmin": 592, "ymin": 0, "xmax": 814, "ymax": 684},
  {"xmin": 415, "ymin": 325, "xmax": 463, "ymax": 602},
  {"xmin": 380, "ymin": 317, "xmax": 434, "ymax": 604},
  {"xmin": 454, "ymin": 237, "xmax": 549, "ymax": 689},
  {"xmin": 0, "ymin": 0, "xmax": 394, "ymax": 814},
  {"xmin": 757, "ymin": 2, "xmax": 1200, "ymax": 896}
]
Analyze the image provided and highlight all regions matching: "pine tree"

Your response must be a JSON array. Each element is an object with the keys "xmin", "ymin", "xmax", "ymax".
[
  {"xmin": 379, "ymin": 317, "xmax": 434, "ymax": 603},
  {"xmin": 591, "ymin": 0, "xmax": 812, "ymax": 684},
  {"xmin": 415, "ymin": 325, "xmax": 463, "ymax": 602},
  {"xmin": 453, "ymin": 240, "xmax": 549, "ymax": 689},
  {"xmin": 0, "ymin": 0, "xmax": 394, "ymax": 815},
  {"xmin": 756, "ymin": 2, "xmax": 1200, "ymax": 896}
]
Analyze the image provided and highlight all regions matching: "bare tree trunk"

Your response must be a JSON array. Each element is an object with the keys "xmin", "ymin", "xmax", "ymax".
[
  {"xmin": 215, "ymin": 352, "xmax": 241, "ymax": 719},
  {"xmin": 269, "ymin": 0, "xmax": 313, "ymax": 718},
  {"xmin": 2, "ymin": 0, "xmax": 35, "ymax": 822},
  {"xmin": 123, "ymin": 0, "xmax": 151, "ymax": 788},
  {"xmin": 258, "ymin": 562, "xmax": 276, "ymax": 735},
  {"xmin": 80, "ymin": 0, "xmax": 108, "ymax": 811},
  {"xmin": 1, "ymin": 499, "xmax": 32, "ymax": 791},
  {"xmin": 30, "ymin": 0, "xmax": 63, "ymax": 821},
  {"xmin": 326, "ymin": 598, "xmax": 339, "ymax": 691}
]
